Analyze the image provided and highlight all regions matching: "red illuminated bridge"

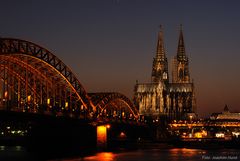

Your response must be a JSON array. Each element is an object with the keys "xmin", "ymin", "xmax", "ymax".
[{"xmin": 0, "ymin": 38, "xmax": 140, "ymax": 122}]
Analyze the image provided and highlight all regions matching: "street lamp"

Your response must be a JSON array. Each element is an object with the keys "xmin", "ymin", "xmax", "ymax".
[{"xmin": 189, "ymin": 115, "xmax": 193, "ymax": 122}]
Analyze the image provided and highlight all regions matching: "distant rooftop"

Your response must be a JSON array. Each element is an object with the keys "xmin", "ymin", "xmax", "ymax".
[{"xmin": 210, "ymin": 105, "xmax": 240, "ymax": 120}]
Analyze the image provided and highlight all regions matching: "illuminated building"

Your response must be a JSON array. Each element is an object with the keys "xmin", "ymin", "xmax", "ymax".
[
  {"xmin": 210, "ymin": 105, "xmax": 240, "ymax": 120},
  {"xmin": 134, "ymin": 25, "xmax": 196, "ymax": 120}
]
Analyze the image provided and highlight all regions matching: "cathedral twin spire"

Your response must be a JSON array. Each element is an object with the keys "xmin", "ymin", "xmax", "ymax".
[
  {"xmin": 151, "ymin": 25, "xmax": 190, "ymax": 84},
  {"xmin": 156, "ymin": 25, "xmax": 166, "ymax": 60},
  {"xmin": 176, "ymin": 25, "xmax": 188, "ymax": 64},
  {"xmin": 135, "ymin": 25, "xmax": 196, "ymax": 118},
  {"xmin": 175, "ymin": 25, "xmax": 190, "ymax": 83},
  {"xmin": 151, "ymin": 25, "xmax": 168, "ymax": 83},
  {"xmin": 177, "ymin": 25, "xmax": 186, "ymax": 58}
]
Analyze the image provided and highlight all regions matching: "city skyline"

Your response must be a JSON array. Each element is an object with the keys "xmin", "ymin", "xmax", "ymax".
[{"xmin": 1, "ymin": 0, "xmax": 240, "ymax": 117}]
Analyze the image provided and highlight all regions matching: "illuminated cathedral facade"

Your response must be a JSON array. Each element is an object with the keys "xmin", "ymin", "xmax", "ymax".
[{"xmin": 134, "ymin": 26, "xmax": 196, "ymax": 120}]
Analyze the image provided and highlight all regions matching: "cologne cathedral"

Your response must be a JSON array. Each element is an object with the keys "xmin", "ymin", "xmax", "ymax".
[{"xmin": 134, "ymin": 26, "xmax": 196, "ymax": 120}]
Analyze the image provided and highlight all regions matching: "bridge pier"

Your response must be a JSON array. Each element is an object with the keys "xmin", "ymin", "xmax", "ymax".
[
  {"xmin": 96, "ymin": 125, "xmax": 111, "ymax": 149},
  {"xmin": 97, "ymin": 122, "xmax": 151, "ymax": 150}
]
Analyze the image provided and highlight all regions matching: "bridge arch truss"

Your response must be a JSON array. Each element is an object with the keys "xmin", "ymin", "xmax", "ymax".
[
  {"xmin": 0, "ymin": 38, "xmax": 95, "ymax": 117},
  {"xmin": 0, "ymin": 38, "xmax": 139, "ymax": 120},
  {"xmin": 89, "ymin": 92, "xmax": 139, "ymax": 120}
]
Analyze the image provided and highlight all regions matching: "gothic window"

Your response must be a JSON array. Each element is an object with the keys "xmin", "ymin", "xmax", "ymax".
[
  {"xmin": 184, "ymin": 68, "xmax": 188, "ymax": 76},
  {"xmin": 163, "ymin": 72, "xmax": 167, "ymax": 80},
  {"xmin": 158, "ymin": 70, "xmax": 162, "ymax": 74},
  {"xmin": 179, "ymin": 68, "xmax": 183, "ymax": 80}
]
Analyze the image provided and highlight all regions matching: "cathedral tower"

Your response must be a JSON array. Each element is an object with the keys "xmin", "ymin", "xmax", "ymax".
[
  {"xmin": 134, "ymin": 25, "xmax": 196, "ymax": 121},
  {"xmin": 151, "ymin": 26, "xmax": 169, "ymax": 84},
  {"xmin": 172, "ymin": 25, "xmax": 190, "ymax": 83},
  {"xmin": 169, "ymin": 25, "xmax": 196, "ymax": 120}
]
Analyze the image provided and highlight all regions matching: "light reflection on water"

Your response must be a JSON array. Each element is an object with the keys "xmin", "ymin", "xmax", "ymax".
[
  {"xmin": 169, "ymin": 148, "xmax": 200, "ymax": 157},
  {"xmin": 84, "ymin": 152, "xmax": 116, "ymax": 161},
  {"xmin": 58, "ymin": 148, "xmax": 240, "ymax": 161},
  {"xmin": 0, "ymin": 146, "xmax": 239, "ymax": 161},
  {"xmin": 0, "ymin": 146, "xmax": 31, "ymax": 161}
]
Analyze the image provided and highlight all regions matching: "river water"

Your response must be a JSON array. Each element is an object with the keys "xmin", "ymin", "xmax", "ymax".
[
  {"xmin": 0, "ymin": 145, "xmax": 240, "ymax": 161},
  {"xmin": 59, "ymin": 148, "xmax": 240, "ymax": 161}
]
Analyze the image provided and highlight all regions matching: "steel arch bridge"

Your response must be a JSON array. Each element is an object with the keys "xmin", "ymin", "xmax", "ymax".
[
  {"xmin": 0, "ymin": 38, "xmax": 139, "ymax": 120},
  {"xmin": 89, "ymin": 92, "xmax": 139, "ymax": 119}
]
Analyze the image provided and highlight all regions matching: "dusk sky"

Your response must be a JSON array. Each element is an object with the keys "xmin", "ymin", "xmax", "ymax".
[{"xmin": 1, "ymin": 0, "xmax": 240, "ymax": 117}]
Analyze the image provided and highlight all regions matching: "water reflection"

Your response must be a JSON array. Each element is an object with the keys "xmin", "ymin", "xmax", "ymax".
[
  {"xmin": 57, "ymin": 148, "xmax": 240, "ymax": 161},
  {"xmin": 169, "ymin": 148, "xmax": 200, "ymax": 157},
  {"xmin": 84, "ymin": 152, "xmax": 115, "ymax": 161},
  {"xmin": 168, "ymin": 148, "xmax": 203, "ymax": 161},
  {"xmin": 0, "ymin": 146, "xmax": 5, "ymax": 151},
  {"xmin": 57, "ymin": 148, "xmax": 204, "ymax": 161},
  {"xmin": 0, "ymin": 146, "xmax": 239, "ymax": 161},
  {"xmin": 0, "ymin": 146, "xmax": 31, "ymax": 161}
]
